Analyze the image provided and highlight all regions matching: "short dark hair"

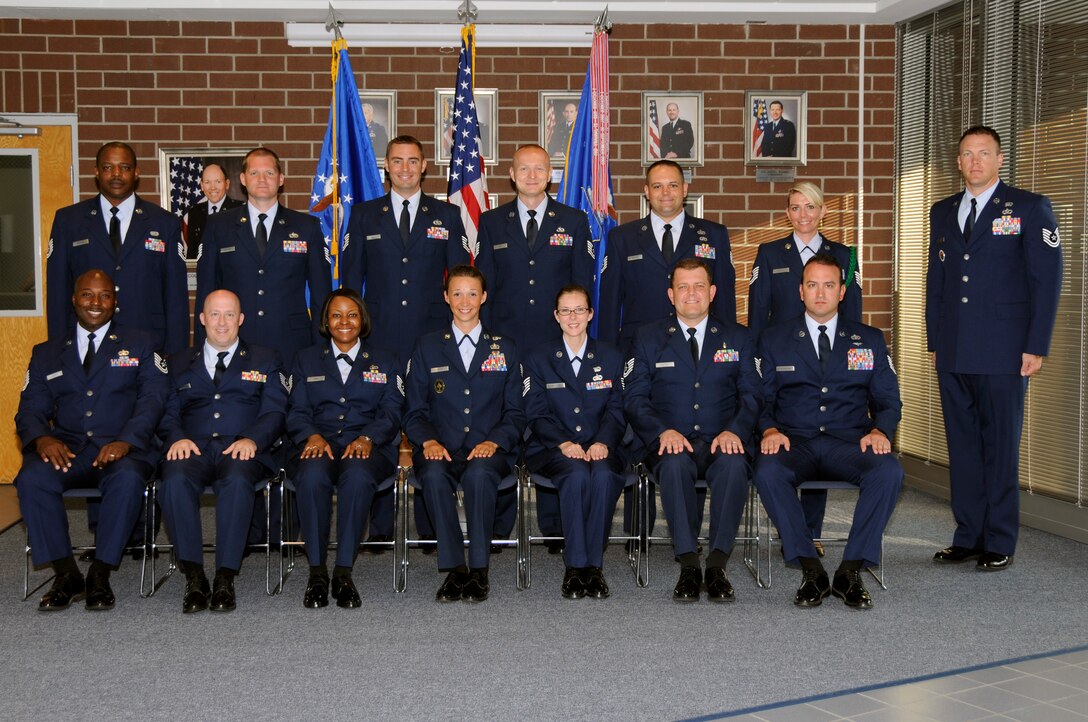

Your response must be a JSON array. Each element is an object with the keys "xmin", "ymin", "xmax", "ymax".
[
  {"xmin": 243, "ymin": 147, "xmax": 282, "ymax": 174},
  {"xmin": 318, "ymin": 288, "xmax": 371, "ymax": 340},
  {"xmin": 95, "ymin": 142, "xmax": 137, "ymax": 168},
  {"xmin": 802, "ymin": 252, "xmax": 845, "ymax": 284},
  {"xmin": 645, "ymin": 159, "xmax": 684, "ymax": 181},
  {"xmin": 554, "ymin": 283, "xmax": 592, "ymax": 312},
  {"xmin": 386, "ymin": 135, "xmax": 425, "ymax": 158},
  {"xmin": 445, "ymin": 264, "xmax": 486, "ymax": 294},
  {"xmin": 959, "ymin": 125, "xmax": 1001, "ymax": 150},
  {"xmin": 769, "ymin": 100, "xmax": 784, "ymax": 110},
  {"xmin": 669, "ymin": 258, "xmax": 713, "ymax": 286}
]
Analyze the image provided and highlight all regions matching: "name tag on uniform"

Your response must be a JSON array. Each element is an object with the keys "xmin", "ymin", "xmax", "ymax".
[
  {"xmin": 546, "ymin": 382, "xmax": 566, "ymax": 389},
  {"xmin": 772, "ymin": 267, "xmax": 790, "ymax": 274},
  {"xmin": 430, "ymin": 365, "xmax": 450, "ymax": 373},
  {"xmin": 241, "ymin": 370, "xmax": 267, "ymax": 382},
  {"xmin": 220, "ymin": 246, "xmax": 236, "ymax": 253},
  {"xmin": 427, "ymin": 226, "xmax": 449, "ymax": 240},
  {"xmin": 46, "ymin": 370, "xmax": 64, "ymax": 380},
  {"xmin": 775, "ymin": 365, "xmax": 795, "ymax": 372},
  {"xmin": 144, "ymin": 238, "xmax": 165, "ymax": 253},
  {"xmin": 493, "ymin": 243, "xmax": 509, "ymax": 250},
  {"xmin": 73, "ymin": 239, "xmax": 90, "ymax": 247},
  {"xmin": 627, "ymin": 254, "xmax": 643, "ymax": 262},
  {"xmin": 366, "ymin": 234, "xmax": 382, "ymax": 240},
  {"xmin": 306, "ymin": 375, "xmax": 325, "ymax": 382},
  {"xmin": 847, "ymin": 348, "xmax": 874, "ymax": 371},
  {"xmin": 283, "ymin": 240, "xmax": 307, "ymax": 253},
  {"xmin": 655, "ymin": 361, "xmax": 675, "ymax": 368}
]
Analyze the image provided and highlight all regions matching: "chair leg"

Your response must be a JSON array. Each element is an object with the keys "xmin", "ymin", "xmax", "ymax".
[
  {"xmin": 638, "ymin": 466, "xmax": 650, "ymax": 588},
  {"xmin": 394, "ymin": 470, "xmax": 409, "ymax": 593},
  {"xmin": 389, "ymin": 470, "xmax": 402, "ymax": 592},
  {"xmin": 516, "ymin": 471, "xmax": 530, "ymax": 591}
]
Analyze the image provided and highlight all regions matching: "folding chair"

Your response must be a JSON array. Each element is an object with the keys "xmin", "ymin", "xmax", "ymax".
[
  {"xmin": 273, "ymin": 467, "xmax": 402, "ymax": 594},
  {"xmin": 23, "ymin": 486, "xmax": 148, "ymax": 601},
  {"xmin": 763, "ymin": 479, "xmax": 886, "ymax": 590},
  {"xmin": 640, "ymin": 468, "xmax": 768, "ymax": 589},
  {"xmin": 516, "ymin": 464, "xmax": 646, "ymax": 590},
  {"xmin": 140, "ymin": 474, "xmax": 282, "ymax": 597},
  {"xmin": 394, "ymin": 465, "xmax": 521, "ymax": 593}
]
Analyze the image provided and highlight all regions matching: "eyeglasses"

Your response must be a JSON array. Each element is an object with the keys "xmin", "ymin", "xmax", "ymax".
[{"xmin": 556, "ymin": 306, "xmax": 590, "ymax": 317}]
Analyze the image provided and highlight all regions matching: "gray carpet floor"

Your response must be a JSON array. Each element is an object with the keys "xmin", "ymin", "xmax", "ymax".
[{"xmin": 1, "ymin": 487, "xmax": 1087, "ymax": 721}]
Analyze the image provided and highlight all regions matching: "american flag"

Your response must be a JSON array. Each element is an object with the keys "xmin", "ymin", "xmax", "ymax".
[
  {"xmin": 544, "ymin": 101, "xmax": 556, "ymax": 148},
  {"xmin": 752, "ymin": 98, "xmax": 768, "ymax": 157},
  {"xmin": 647, "ymin": 99, "xmax": 661, "ymax": 160},
  {"xmin": 169, "ymin": 156, "xmax": 205, "ymax": 250},
  {"xmin": 446, "ymin": 25, "xmax": 489, "ymax": 260}
]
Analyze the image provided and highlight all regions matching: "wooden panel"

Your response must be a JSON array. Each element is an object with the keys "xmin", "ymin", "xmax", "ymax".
[{"xmin": 0, "ymin": 125, "xmax": 73, "ymax": 483}]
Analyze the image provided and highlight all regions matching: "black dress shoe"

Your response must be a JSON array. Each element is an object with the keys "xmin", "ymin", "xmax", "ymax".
[
  {"xmin": 435, "ymin": 571, "xmax": 465, "ymax": 602},
  {"xmin": 793, "ymin": 568, "xmax": 830, "ymax": 607},
  {"xmin": 705, "ymin": 566, "xmax": 735, "ymax": 603},
  {"xmin": 209, "ymin": 573, "xmax": 236, "ymax": 612},
  {"xmin": 182, "ymin": 573, "xmax": 210, "ymax": 614},
  {"xmin": 332, "ymin": 575, "xmax": 362, "ymax": 608},
  {"xmin": 977, "ymin": 552, "xmax": 1013, "ymax": 571},
  {"xmin": 303, "ymin": 575, "xmax": 329, "ymax": 609},
  {"xmin": 545, "ymin": 539, "xmax": 565, "ymax": 555},
  {"xmin": 582, "ymin": 567, "xmax": 611, "ymax": 599},
  {"xmin": 39, "ymin": 572, "xmax": 85, "ymax": 611},
  {"xmin": 419, "ymin": 534, "xmax": 437, "ymax": 555},
  {"xmin": 561, "ymin": 568, "xmax": 585, "ymax": 599},
  {"xmin": 78, "ymin": 549, "xmax": 96, "ymax": 563},
  {"xmin": 673, "ymin": 566, "xmax": 702, "ymax": 602},
  {"xmin": 364, "ymin": 534, "xmax": 392, "ymax": 555},
  {"xmin": 832, "ymin": 569, "xmax": 873, "ymax": 609},
  {"xmin": 85, "ymin": 574, "xmax": 115, "ymax": 611},
  {"xmin": 933, "ymin": 545, "xmax": 983, "ymax": 563},
  {"xmin": 462, "ymin": 570, "xmax": 489, "ymax": 603}
]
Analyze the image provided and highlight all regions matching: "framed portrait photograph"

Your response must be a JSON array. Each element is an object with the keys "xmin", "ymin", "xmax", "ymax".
[
  {"xmin": 745, "ymin": 90, "xmax": 807, "ymax": 166},
  {"xmin": 642, "ymin": 91, "xmax": 704, "ymax": 167},
  {"xmin": 432, "ymin": 191, "xmax": 500, "ymax": 207},
  {"xmin": 435, "ymin": 88, "xmax": 497, "ymax": 166},
  {"xmin": 359, "ymin": 90, "xmax": 396, "ymax": 167},
  {"xmin": 158, "ymin": 147, "xmax": 250, "ymax": 264},
  {"xmin": 639, "ymin": 193, "xmax": 703, "ymax": 220},
  {"xmin": 540, "ymin": 91, "xmax": 581, "ymax": 162}
]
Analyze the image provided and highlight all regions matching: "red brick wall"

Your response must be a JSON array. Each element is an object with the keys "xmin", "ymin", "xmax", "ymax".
[{"xmin": 0, "ymin": 19, "xmax": 896, "ymax": 331}]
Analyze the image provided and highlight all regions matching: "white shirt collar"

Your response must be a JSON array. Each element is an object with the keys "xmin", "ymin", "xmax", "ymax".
[
  {"xmin": 564, "ymin": 337, "xmax": 588, "ymax": 361},
  {"xmin": 331, "ymin": 339, "xmax": 361, "ymax": 361},
  {"xmin": 650, "ymin": 210, "xmax": 686, "ymax": 242},
  {"xmin": 452, "ymin": 322, "xmax": 482, "ymax": 346},
  {"xmin": 204, "ymin": 338, "xmax": 240, "ymax": 371},
  {"xmin": 805, "ymin": 313, "xmax": 838, "ymax": 352},
  {"xmin": 517, "ymin": 196, "xmax": 548, "ymax": 225}
]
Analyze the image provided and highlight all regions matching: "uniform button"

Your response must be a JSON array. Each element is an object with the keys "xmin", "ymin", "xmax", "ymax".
[
  {"xmin": 464, "ymin": 408, "xmax": 470, "ymax": 414},
  {"xmin": 258, "ymin": 269, "xmax": 265, "ymax": 275},
  {"xmin": 529, "ymin": 299, "xmax": 535, "ymax": 305},
  {"xmin": 258, "ymin": 289, "xmax": 265, "ymax": 295},
  {"xmin": 961, "ymin": 275, "xmax": 969, "ymax": 282},
  {"xmin": 114, "ymin": 267, "xmax": 121, "ymax": 273},
  {"xmin": 463, "ymin": 389, "xmax": 470, "ymax": 395},
  {"xmin": 115, "ymin": 306, "xmax": 120, "ymax": 313},
  {"xmin": 963, "ymin": 253, "xmax": 970, "ymax": 260},
  {"xmin": 528, "ymin": 279, "xmax": 535, "ymax": 286},
  {"xmin": 693, "ymin": 382, "xmax": 700, "ymax": 389},
  {"xmin": 819, "ymin": 425, "xmax": 826, "ymax": 432},
  {"xmin": 214, "ymin": 394, "xmax": 221, "ymax": 400},
  {"xmin": 529, "ymin": 260, "xmax": 535, "ymax": 266},
  {"xmin": 401, "ymin": 279, "xmax": 408, "ymax": 285},
  {"xmin": 86, "ymin": 430, "xmax": 94, "ymax": 437},
  {"xmin": 463, "ymin": 426, "xmax": 470, "ymax": 433},
  {"xmin": 575, "ymin": 425, "xmax": 582, "ymax": 432},
  {"xmin": 693, "ymin": 403, "xmax": 700, "ymax": 410},
  {"xmin": 211, "ymin": 432, "xmax": 219, "ymax": 438},
  {"xmin": 339, "ymin": 397, "xmax": 346, "ymax": 403},
  {"xmin": 821, "ymin": 387, "xmax": 828, "ymax": 393},
  {"xmin": 337, "ymin": 430, "xmax": 343, "ymax": 435},
  {"xmin": 573, "ymin": 407, "xmax": 581, "ymax": 414},
  {"xmin": 86, "ymin": 390, "xmax": 94, "ymax": 397},
  {"xmin": 961, "ymin": 297, "xmax": 968, "ymax": 303},
  {"xmin": 819, "ymin": 405, "xmax": 826, "ymax": 412},
  {"xmin": 213, "ymin": 412, "xmax": 221, "ymax": 419},
  {"xmin": 402, "ymin": 257, "xmax": 409, "ymax": 263},
  {"xmin": 693, "ymin": 424, "xmax": 700, "ymax": 432},
  {"xmin": 339, "ymin": 414, "xmax": 345, "ymax": 420},
  {"xmin": 401, "ymin": 300, "xmax": 408, "ymax": 306},
  {"xmin": 258, "ymin": 310, "xmax": 265, "ymax": 316},
  {"xmin": 85, "ymin": 411, "xmax": 93, "ymax": 417}
]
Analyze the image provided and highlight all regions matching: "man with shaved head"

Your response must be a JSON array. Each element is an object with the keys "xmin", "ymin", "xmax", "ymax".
[
  {"xmin": 157, "ymin": 290, "xmax": 288, "ymax": 613},
  {"xmin": 15, "ymin": 269, "xmax": 169, "ymax": 612}
]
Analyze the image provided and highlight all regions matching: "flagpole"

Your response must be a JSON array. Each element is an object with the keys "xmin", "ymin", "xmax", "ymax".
[{"xmin": 325, "ymin": 4, "xmax": 346, "ymax": 285}]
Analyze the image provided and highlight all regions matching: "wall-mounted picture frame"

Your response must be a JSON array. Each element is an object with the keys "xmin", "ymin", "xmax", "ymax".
[
  {"xmin": 642, "ymin": 91, "xmax": 704, "ymax": 167},
  {"xmin": 435, "ymin": 88, "xmax": 497, "ymax": 166},
  {"xmin": 432, "ymin": 192, "xmax": 500, "ymax": 207},
  {"xmin": 540, "ymin": 91, "xmax": 581, "ymax": 162},
  {"xmin": 159, "ymin": 147, "xmax": 250, "ymax": 264},
  {"xmin": 359, "ymin": 90, "xmax": 396, "ymax": 167},
  {"xmin": 639, "ymin": 193, "xmax": 703, "ymax": 220},
  {"xmin": 745, "ymin": 90, "xmax": 807, "ymax": 166}
]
